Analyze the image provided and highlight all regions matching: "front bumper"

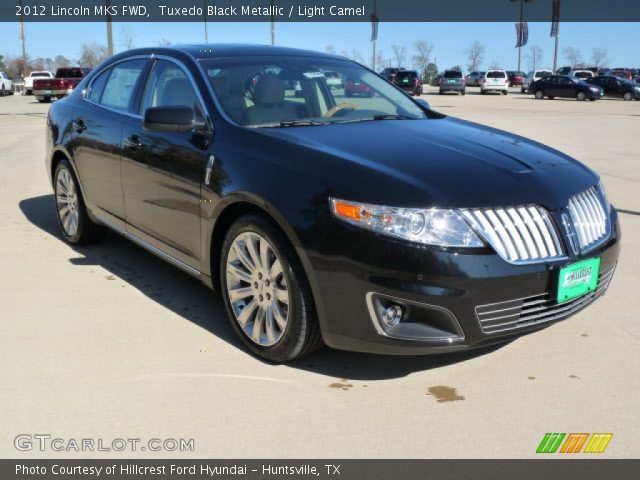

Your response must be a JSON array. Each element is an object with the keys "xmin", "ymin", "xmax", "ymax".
[
  {"xmin": 440, "ymin": 84, "xmax": 465, "ymax": 92},
  {"xmin": 310, "ymin": 210, "xmax": 620, "ymax": 355}
]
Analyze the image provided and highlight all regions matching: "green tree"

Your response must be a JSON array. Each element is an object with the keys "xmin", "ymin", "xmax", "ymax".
[
  {"xmin": 424, "ymin": 62, "xmax": 438, "ymax": 83},
  {"xmin": 450, "ymin": 65, "xmax": 463, "ymax": 72}
]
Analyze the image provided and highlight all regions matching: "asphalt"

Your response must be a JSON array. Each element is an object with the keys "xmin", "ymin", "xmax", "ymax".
[{"xmin": 0, "ymin": 86, "xmax": 638, "ymax": 458}]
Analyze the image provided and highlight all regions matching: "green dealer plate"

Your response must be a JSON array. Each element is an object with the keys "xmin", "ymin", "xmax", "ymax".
[
  {"xmin": 557, "ymin": 257, "xmax": 600, "ymax": 304},
  {"xmin": 45, "ymin": 90, "xmax": 52, "ymax": 94}
]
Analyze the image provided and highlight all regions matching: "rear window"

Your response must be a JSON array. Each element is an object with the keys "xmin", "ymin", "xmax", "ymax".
[
  {"xmin": 444, "ymin": 71, "xmax": 463, "ymax": 78},
  {"xmin": 57, "ymin": 68, "xmax": 85, "ymax": 78},
  {"xmin": 396, "ymin": 71, "xmax": 417, "ymax": 80},
  {"xmin": 32, "ymin": 72, "xmax": 50, "ymax": 78},
  {"xmin": 535, "ymin": 71, "xmax": 553, "ymax": 78},
  {"xmin": 487, "ymin": 71, "xmax": 506, "ymax": 78},
  {"xmin": 324, "ymin": 71, "xmax": 339, "ymax": 79}
]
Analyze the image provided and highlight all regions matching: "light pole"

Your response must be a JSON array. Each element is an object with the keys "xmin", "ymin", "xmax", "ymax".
[
  {"xmin": 552, "ymin": 0, "xmax": 561, "ymax": 72},
  {"xmin": 203, "ymin": 0, "xmax": 209, "ymax": 43},
  {"xmin": 106, "ymin": 0, "xmax": 113, "ymax": 56},
  {"xmin": 18, "ymin": 0, "xmax": 27, "ymax": 76},
  {"xmin": 270, "ymin": 1, "xmax": 275, "ymax": 45}
]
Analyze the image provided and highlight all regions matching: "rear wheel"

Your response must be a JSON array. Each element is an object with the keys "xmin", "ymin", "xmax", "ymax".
[
  {"xmin": 0, "ymin": 83, "xmax": 5, "ymax": 96},
  {"xmin": 623, "ymin": 92, "xmax": 633, "ymax": 101},
  {"xmin": 53, "ymin": 160, "xmax": 105, "ymax": 245},
  {"xmin": 521, "ymin": 86, "xmax": 526, "ymax": 93},
  {"xmin": 576, "ymin": 91, "xmax": 587, "ymax": 101},
  {"xmin": 220, "ymin": 215, "xmax": 323, "ymax": 363},
  {"xmin": 503, "ymin": 90, "xmax": 508, "ymax": 95}
]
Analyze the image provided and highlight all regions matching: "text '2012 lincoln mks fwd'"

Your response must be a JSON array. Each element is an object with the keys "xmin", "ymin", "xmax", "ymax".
[{"xmin": 46, "ymin": 45, "xmax": 620, "ymax": 362}]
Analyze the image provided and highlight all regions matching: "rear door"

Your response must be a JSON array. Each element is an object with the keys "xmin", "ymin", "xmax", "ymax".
[
  {"xmin": 121, "ymin": 59, "xmax": 211, "ymax": 270},
  {"xmin": 71, "ymin": 58, "xmax": 149, "ymax": 228}
]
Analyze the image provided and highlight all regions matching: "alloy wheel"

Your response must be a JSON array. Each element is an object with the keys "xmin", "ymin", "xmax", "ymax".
[
  {"xmin": 623, "ymin": 92, "xmax": 632, "ymax": 101},
  {"xmin": 55, "ymin": 168, "xmax": 79, "ymax": 237},
  {"xmin": 225, "ymin": 232, "xmax": 290, "ymax": 346},
  {"xmin": 577, "ymin": 92, "xmax": 586, "ymax": 101}
]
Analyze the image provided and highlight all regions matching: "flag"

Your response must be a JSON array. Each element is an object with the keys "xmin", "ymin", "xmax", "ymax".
[
  {"xmin": 551, "ymin": 0, "xmax": 560, "ymax": 37},
  {"xmin": 515, "ymin": 22, "xmax": 529, "ymax": 47},
  {"xmin": 371, "ymin": 12, "xmax": 379, "ymax": 41}
]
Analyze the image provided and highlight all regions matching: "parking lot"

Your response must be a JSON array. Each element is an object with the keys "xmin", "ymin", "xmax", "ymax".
[{"xmin": 1, "ymin": 86, "xmax": 638, "ymax": 458}]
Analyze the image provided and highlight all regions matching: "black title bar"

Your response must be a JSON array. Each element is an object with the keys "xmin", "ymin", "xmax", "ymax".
[{"xmin": 4, "ymin": 0, "xmax": 640, "ymax": 22}]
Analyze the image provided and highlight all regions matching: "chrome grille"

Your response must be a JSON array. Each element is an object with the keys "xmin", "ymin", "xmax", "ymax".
[
  {"xmin": 567, "ymin": 187, "xmax": 609, "ymax": 252},
  {"xmin": 461, "ymin": 206, "xmax": 565, "ymax": 264},
  {"xmin": 476, "ymin": 264, "xmax": 616, "ymax": 334}
]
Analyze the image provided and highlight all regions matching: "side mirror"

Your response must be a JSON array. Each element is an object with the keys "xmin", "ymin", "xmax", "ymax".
[
  {"xmin": 415, "ymin": 98, "xmax": 430, "ymax": 110},
  {"xmin": 143, "ymin": 106, "xmax": 196, "ymax": 133}
]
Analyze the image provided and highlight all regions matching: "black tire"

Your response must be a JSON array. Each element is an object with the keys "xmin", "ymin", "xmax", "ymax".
[
  {"xmin": 481, "ymin": 89, "xmax": 486, "ymax": 95},
  {"xmin": 461, "ymin": 90, "xmax": 466, "ymax": 96},
  {"xmin": 623, "ymin": 92, "xmax": 633, "ymax": 101},
  {"xmin": 521, "ymin": 86, "xmax": 526, "ymax": 93},
  {"xmin": 548, "ymin": 96, "xmax": 555, "ymax": 100},
  {"xmin": 439, "ymin": 90, "xmax": 443, "ymax": 95},
  {"xmin": 53, "ymin": 159, "xmax": 105, "ymax": 245},
  {"xmin": 503, "ymin": 90, "xmax": 508, "ymax": 95},
  {"xmin": 220, "ymin": 214, "xmax": 323, "ymax": 363},
  {"xmin": 0, "ymin": 84, "xmax": 5, "ymax": 96},
  {"xmin": 534, "ymin": 90, "xmax": 544, "ymax": 100}
]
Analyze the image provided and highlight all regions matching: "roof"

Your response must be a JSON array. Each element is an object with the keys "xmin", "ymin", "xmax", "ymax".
[{"xmin": 124, "ymin": 44, "xmax": 336, "ymax": 61}]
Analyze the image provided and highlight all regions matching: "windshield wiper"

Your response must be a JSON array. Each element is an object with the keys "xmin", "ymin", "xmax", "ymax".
[
  {"xmin": 371, "ymin": 114, "xmax": 415, "ymax": 121},
  {"xmin": 257, "ymin": 120, "xmax": 327, "ymax": 128}
]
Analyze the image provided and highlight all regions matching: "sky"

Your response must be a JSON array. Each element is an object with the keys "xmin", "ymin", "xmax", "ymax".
[{"xmin": 1, "ymin": 21, "xmax": 638, "ymax": 72}]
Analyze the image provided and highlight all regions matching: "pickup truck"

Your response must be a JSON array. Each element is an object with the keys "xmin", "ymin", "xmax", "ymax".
[
  {"xmin": 0, "ymin": 72, "xmax": 13, "ymax": 96},
  {"xmin": 33, "ymin": 67, "xmax": 91, "ymax": 103},
  {"xmin": 24, "ymin": 71, "xmax": 54, "ymax": 95}
]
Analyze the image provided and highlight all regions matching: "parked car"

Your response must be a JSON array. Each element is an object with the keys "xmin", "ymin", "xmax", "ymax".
[
  {"xmin": 431, "ymin": 74, "xmax": 443, "ymax": 87},
  {"xmin": 522, "ymin": 70, "xmax": 554, "ymax": 93},
  {"xmin": 439, "ymin": 70, "xmax": 465, "ymax": 95},
  {"xmin": 44, "ymin": 45, "xmax": 620, "ymax": 362},
  {"xmin": 481, "ymin": 70, "xmax": 509, "ymax": 95},
  {"xmin": 344, "ymin": 78, "xmax": 374, "ymax": 97},
  {"xmin": 530, "ymin": 75, "xmax": 604, "ymax": 101},
  {"xmin": 392, "ymin": 70, "xmax": 422, "ymax": 96},
  {"xmin": 556, "ymin": 66, "xmax": 572, "ymax": 75},
  {"xmin": 33, "ymin": 67, "xmax": 91, "ymax": 103},
  {"xmin": 466, "ymin": 71, "xmax": 485, "ymax": 86},
  {"xmin": 380, "ymin": 67, "xmax": 403, "ymax": 82},
  {"xmin": 569, "ymin": 70, "xmax": 594, "ymax": 81},
  {"xmin": 24, "ymin": 70, "xmax": 54, "ymax": 95},
  {"xmin": 506, "ymin": 71, "xmax": 525, "ymax": 86},
  {"xmin": 323, "ymin": 70, "xmax": 343, "ymax": 90},
  {"xmin": 587, "ymin": 76, "xmax": 640, "ymax": 101},
  {"xmin": 0, "ymin": 72, "xmax": 13, "ymax": 96}
]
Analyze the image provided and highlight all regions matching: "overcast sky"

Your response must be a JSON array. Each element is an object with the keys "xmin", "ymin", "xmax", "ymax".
[{"xmin": 1, "ymin": 21, "xmax": 638, "ymax": 71}]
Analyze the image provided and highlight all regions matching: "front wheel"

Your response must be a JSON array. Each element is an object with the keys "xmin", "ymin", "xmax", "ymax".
[
  {"xmin": 220, "ymin": 215, "xmax": 323, "ymax": 362},
  {"xmin": 53, "ymin": 160, "xmax": 105, "ymax": 245},
  {"xmin": 623, "ymin": 92, "xmax": 633, "ymax": 101},
  {"xmin": 576, "ymin": 92, "xmax": 587, "ymax": 101}
]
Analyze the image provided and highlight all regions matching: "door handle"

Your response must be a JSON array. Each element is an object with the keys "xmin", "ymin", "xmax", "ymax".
[
  {"xmin": 72, "ymin": 119, "xmax": 86, "ymax": 132},
  {"xmin": 123, "ymin": 135, "xmax": 143, "ymax": 150}
]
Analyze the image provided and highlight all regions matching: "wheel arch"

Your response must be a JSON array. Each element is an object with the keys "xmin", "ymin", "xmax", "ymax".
[{"xmin": 206, "ymin": 194, "xmax": 326, "ymax": 331}]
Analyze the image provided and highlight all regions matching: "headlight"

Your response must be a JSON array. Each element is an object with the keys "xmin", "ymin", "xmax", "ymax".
[
  {"xmin": 590, "ymin": 87, "xmax": 600, "ymax": 92},
  {"xmin": 330, "ymin": 198, "xmax": 484, "ymax": 248}
]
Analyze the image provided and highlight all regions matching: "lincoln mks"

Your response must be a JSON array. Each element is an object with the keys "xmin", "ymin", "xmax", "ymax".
[{"xmin": 45, "ymin": 45, "xmax": 620, "ymax": 362}]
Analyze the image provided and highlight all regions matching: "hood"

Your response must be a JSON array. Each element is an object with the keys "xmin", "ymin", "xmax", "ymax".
[{"xmin": 252, "ymin": 116, "xmax": 598, "ymax": 210}]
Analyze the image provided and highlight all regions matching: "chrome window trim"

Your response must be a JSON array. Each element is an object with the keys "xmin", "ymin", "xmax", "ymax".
[{"xmin": 82, "ymin": 53, "xmax": 213, "ymax": 130}]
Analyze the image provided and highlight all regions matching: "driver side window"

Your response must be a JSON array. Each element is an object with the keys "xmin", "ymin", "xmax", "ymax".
[{"xmin": 142, "ymin": 60, "xmax": 198, "ymax": 112}]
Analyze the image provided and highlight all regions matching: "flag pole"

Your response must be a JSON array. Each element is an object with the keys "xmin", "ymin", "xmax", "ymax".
[
  {"xmin": 552, "ymin": 0, "xmax": 561, "ymax": 71},
  {"xmin": 372, "ymin": 0, "xmax": 377, "ymax": 71},
  {"xmin": 517, "ymin": 0, "xmax": 523, "ymax": 72}
]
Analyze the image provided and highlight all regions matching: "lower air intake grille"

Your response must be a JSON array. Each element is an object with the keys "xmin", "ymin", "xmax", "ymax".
[{"xmin": 475, "ymin": 264, "xmax": 616, "ymax": 334}]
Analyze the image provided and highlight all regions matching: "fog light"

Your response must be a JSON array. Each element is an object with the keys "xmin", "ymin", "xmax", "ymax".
[{"xmin": 383, "ymin": 304, "xmax": 403, "ymax": 328}]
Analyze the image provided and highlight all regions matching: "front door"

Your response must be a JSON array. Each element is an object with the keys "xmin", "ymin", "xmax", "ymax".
[{"xmin": 121, "ymin": 59, "xmax": 210, "ymax": 270}]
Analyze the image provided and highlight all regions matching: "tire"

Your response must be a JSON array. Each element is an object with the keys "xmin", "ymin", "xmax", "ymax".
[
  {"xmin": 534, "ymin": 90, "xmax": 544, "ymax": 99},
  {"xmin": 53, "ymin": 160, "xmax": 105, "ymax": 245},
  {"xmin": 503, "ymin": 90, "xmax": 508, "ymax": 95},
  {"xmin": 461, "ymin": 89, "xmax": 466, "ymax": 96},
  {"xmin": 0, "ymin": 84, "xmax": 5, "ymax": 96},
  {"xmin": 576, "ymin": 92, "xmax": 587, "ymax": 101},
  {"xmin": 548, "ymin": 96, "xmax": 555, "ymax": 100},
  {"xmin": 220, "ymin": 214, "xmax": 323, "ymax": 363},
  {"xmin": 38, "ymin": 96, "xmax": 52, "ymax": 103},
  {"xmin": 623, "ymin": 92, "xmax": 633, "ymax": 101},
  {"xmin": 439, "ymin": 90, "xmax": 443, "ymax": 95},
  {"xmin": 481, "ymin": 89, "xmax": 486, "ymax": 95},
  {"xmin": 521, "ymin": 86, "xmax": 525, "ymax": 93}
]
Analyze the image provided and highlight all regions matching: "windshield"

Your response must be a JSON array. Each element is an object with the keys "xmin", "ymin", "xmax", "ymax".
[{"xmin": 202, "ymin": 56, "xmax": 427, "ymax": 127}]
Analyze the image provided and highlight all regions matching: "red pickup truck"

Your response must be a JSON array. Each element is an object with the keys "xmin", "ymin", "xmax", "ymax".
[{"xmin": 33, "ymin": 67, "xmax": 91, "ymax": 103}]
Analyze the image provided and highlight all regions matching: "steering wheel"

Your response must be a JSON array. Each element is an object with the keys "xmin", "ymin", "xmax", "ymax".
[{"xmin": 324, "ymin": 102, "xmax": 358, "ymax": 118}]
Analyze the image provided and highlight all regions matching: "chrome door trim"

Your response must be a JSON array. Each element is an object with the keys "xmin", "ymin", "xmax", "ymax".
[{"xmin": 93, "ymin": 212, "xmax": 202, "ymax": 278}]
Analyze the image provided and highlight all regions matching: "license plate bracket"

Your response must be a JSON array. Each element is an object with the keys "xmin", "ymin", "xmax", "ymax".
[{"xmin": 557, "ymin": 258, "xmax": 600, "ymax": 304}]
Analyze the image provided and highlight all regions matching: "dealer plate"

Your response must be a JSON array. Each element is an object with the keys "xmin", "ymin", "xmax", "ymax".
[
  {"xmin": 45, "ymin": 90, "xmax": 52, "ymax": 94},
  {"xmin": 557, "ymin": 257, "xmax": 600, "ymax": 304}
]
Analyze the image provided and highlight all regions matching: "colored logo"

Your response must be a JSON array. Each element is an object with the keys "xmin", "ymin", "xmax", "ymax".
[{"xmin": 536, "ymin": 433, "xmax": 613, "ymax": 454}]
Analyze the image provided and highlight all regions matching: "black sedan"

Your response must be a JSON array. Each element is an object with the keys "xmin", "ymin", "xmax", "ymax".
[
  {"xmin": 530, "ymin": 75, "xmax": 604, "ymax": 101},
  {"xmin": 587, "ymin": 75, "xmax": 640, "ymax": 101},
  {"xmin": 45, "ymin": 45, "xmax": 620, "ymax": 362}
]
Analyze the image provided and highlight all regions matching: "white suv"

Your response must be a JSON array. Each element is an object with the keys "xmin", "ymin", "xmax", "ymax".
[
  {"xmin": 0, "ymin": 72, "xmax": 13, "ymax": 96},
  {"xmin": 522, "ymin": 70, "xmax": 553, "ymax": 93},
  {"xmin": 481, "ymin": 70, "xmax": 509, "ymax": 95},
  {"xmin": 24, "ymin": 71, "xmax": 54, "ymax": 95}
]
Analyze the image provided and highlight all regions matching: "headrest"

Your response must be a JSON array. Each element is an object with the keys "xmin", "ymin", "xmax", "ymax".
[
  {"xmin": 160, "ymin": 77, "xmax": 195, "ymax": 108},
  {"xmin": 252, "ymin": 74, "xmax": 285, "ymax": 105}
]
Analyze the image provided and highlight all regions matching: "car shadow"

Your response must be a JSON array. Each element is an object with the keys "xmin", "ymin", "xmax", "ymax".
[{"xmin": 19, "ymin": 194, "xmax": 511, "ymax": 380}]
